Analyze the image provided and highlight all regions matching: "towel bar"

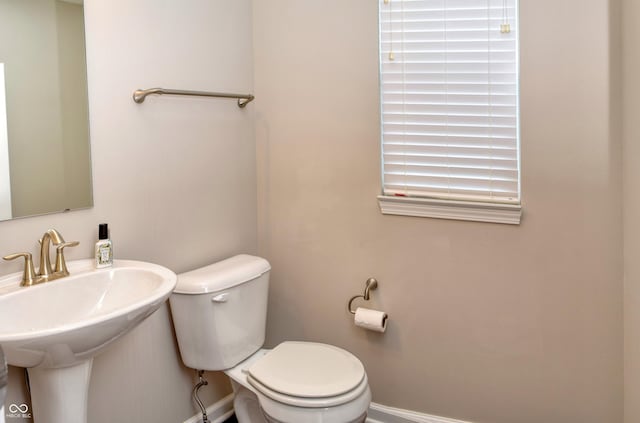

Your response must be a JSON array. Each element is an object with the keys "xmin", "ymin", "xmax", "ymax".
[{"xmin": 132, "ymin": 87, "xmax": 254, "ymax": 108}]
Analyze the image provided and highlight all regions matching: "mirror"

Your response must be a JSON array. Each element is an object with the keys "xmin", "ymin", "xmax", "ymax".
[{"xmin": 0, "ymin": 0, "xmax": 92, "ymax": 221}]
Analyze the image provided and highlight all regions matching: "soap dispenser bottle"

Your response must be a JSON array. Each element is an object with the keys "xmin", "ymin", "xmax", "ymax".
[{"xmin": 95, "ymin": 223, "xmax": 113, "ymax": 268}]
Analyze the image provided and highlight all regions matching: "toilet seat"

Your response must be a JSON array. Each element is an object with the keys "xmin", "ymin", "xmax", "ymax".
[
  {"xmin": 246, "ymin": 341, "xmax": 367, "ymax": 408},
  {"xmin": 248, "ymin": 372, "xmax": 369, "ymax": 408}
]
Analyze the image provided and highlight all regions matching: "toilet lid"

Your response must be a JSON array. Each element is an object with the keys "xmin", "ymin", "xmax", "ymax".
[{"xmin": 247, "ymin": 341, "xmax": 365, "ymax": 398}]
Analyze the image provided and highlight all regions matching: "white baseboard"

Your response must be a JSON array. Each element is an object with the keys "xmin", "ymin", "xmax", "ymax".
[
  {"xmin": 182, "ymin": 393, "xmax": 235, "ymax": 423},
  {"xmin": 366, "ymin": 402, "xmax": 475, "ymax": 423},
  {"xmin": 183, "ymin": 395, "xmax": 474, "ymax": 423}
]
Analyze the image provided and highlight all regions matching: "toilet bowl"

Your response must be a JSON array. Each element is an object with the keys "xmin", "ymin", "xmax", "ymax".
[
  {"xmin": 226, "ymin": 344, "xmax": 371, "ymax": 423},
  {"xmin": 169, "ymin": 255, "xmax": 371, "ymax": 423}
]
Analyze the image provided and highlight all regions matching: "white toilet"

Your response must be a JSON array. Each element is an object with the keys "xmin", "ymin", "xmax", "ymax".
[{"xmin": 169, "ymin": 254, "xmax": 371, "ymax": 423}]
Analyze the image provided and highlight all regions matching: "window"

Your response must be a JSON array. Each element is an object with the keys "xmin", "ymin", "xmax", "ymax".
[{"xmin": 378, "ymin": 0, "xmax": 521, "ymax": 224}]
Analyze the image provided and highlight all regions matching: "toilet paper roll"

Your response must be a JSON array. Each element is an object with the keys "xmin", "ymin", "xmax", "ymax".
[{"xmin": 354, "ymin": 307, "xmax": 388, "ymax": 333}]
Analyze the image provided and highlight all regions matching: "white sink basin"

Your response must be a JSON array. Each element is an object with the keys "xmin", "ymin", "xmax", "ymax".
[
  {"xmin": 0, "ymin": 259, "xmax": 177, "ymax": 423},
  {"xmin": 0, "ymin": 259, "xmax": 176, "ymax": 368}
]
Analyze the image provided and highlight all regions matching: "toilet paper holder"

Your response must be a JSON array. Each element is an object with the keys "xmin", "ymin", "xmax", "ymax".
[{"xmin": 348, "ymin": 278, "xmax": 379, "ymax": 314}]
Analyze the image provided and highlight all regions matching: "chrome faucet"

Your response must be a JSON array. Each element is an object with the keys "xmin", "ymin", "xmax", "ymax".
[{"xmin": 3, "ymin": 229, "xmax": 79, "ymax": 287}]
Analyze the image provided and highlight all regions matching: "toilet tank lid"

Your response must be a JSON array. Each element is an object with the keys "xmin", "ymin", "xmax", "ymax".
[{"xmin": 174, "ymin": 254, "xmax": 271, "ymax": 294}]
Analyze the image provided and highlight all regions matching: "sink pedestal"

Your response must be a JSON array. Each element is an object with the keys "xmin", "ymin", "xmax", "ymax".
[{"xmin": 28, "ymin": 359, "xmax": 93, "ymax": 423}]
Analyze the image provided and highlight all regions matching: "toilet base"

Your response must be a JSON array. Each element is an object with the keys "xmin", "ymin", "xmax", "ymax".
[
  {"xmin": 230, "ymin": 380, "xmax": 267, "ymax": 423},
  {"xmin": 253, "ymin": 385, "xmax": 370, "ymax": 423},
  {"xmin": 261, "ymin": 410, "xmax": 367, "ymax": 423},
  {"xmin": 260, "ymin": 407, "xmax": 367, "ymax": 423}
]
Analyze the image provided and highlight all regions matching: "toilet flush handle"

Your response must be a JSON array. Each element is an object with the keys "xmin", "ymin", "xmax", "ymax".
[{"xmin": 211, "ymin": 293, "xmax": 229, "ymax": 303}]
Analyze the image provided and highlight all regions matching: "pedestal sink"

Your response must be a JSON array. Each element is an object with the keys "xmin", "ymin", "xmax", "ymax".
[{"xmin": 0, "ymin": 259, "xmax": 177, "ymax": 423}]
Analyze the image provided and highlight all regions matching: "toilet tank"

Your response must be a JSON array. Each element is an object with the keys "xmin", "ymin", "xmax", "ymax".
[{"xmin": 170, "ymin": 254, "xmax": 271, "ymax": 370}]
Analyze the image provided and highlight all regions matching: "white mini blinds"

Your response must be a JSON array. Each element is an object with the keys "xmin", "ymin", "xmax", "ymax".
[{"xmin": 378, "ymin": 0, "xmax": 521, "ymax": 223}]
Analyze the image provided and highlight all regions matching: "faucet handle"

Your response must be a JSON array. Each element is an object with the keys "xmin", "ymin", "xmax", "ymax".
[
  {"xmin": 54, "ymin": 241, "xmax": 79, "ymax": 276},
  {"xmin": 3, "ymin": 252, "xmax": 39, "ymax": 287}
]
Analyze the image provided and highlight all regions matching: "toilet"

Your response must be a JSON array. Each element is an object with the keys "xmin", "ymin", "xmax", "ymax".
[{"xmin": 169, "ymin": 254, "xmax": 371, "ymax": 423}]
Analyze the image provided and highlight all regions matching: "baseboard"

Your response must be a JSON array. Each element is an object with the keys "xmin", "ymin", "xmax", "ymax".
[
  {"xmin": 182, "ymin": 393, "xmax": 235, "ymax": 423},
  {"xmin": 366, "ymin": 402, "xmax": 475, "ymax": 423}
]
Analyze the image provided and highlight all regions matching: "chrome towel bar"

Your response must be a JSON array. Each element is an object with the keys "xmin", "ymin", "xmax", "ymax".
[{"xmin": 132, "ymin": 88, "xmax": 254, "ymax": 108}]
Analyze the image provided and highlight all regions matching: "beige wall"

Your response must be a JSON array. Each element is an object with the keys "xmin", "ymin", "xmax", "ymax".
[
  {"xmin": 2, "ymin": 0, "xmax": 256, "ymax": 422},
  {"xmin": 253, "ymin": 1, "xmax": 623, "ymax": 423},
  {"xmin": 622, "ymin": 0, "xmax": 640, "ymax": 421}
]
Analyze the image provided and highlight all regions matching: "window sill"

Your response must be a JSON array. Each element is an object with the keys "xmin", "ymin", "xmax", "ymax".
[{"xmin": 377, "ymin": 195, "xmax": 522, "ymax": 225}]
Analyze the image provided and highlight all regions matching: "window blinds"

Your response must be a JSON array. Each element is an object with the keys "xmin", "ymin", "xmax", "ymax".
[{"xmin": 379, "ymin": 0, "xmax": 520, "ymax": 204}]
